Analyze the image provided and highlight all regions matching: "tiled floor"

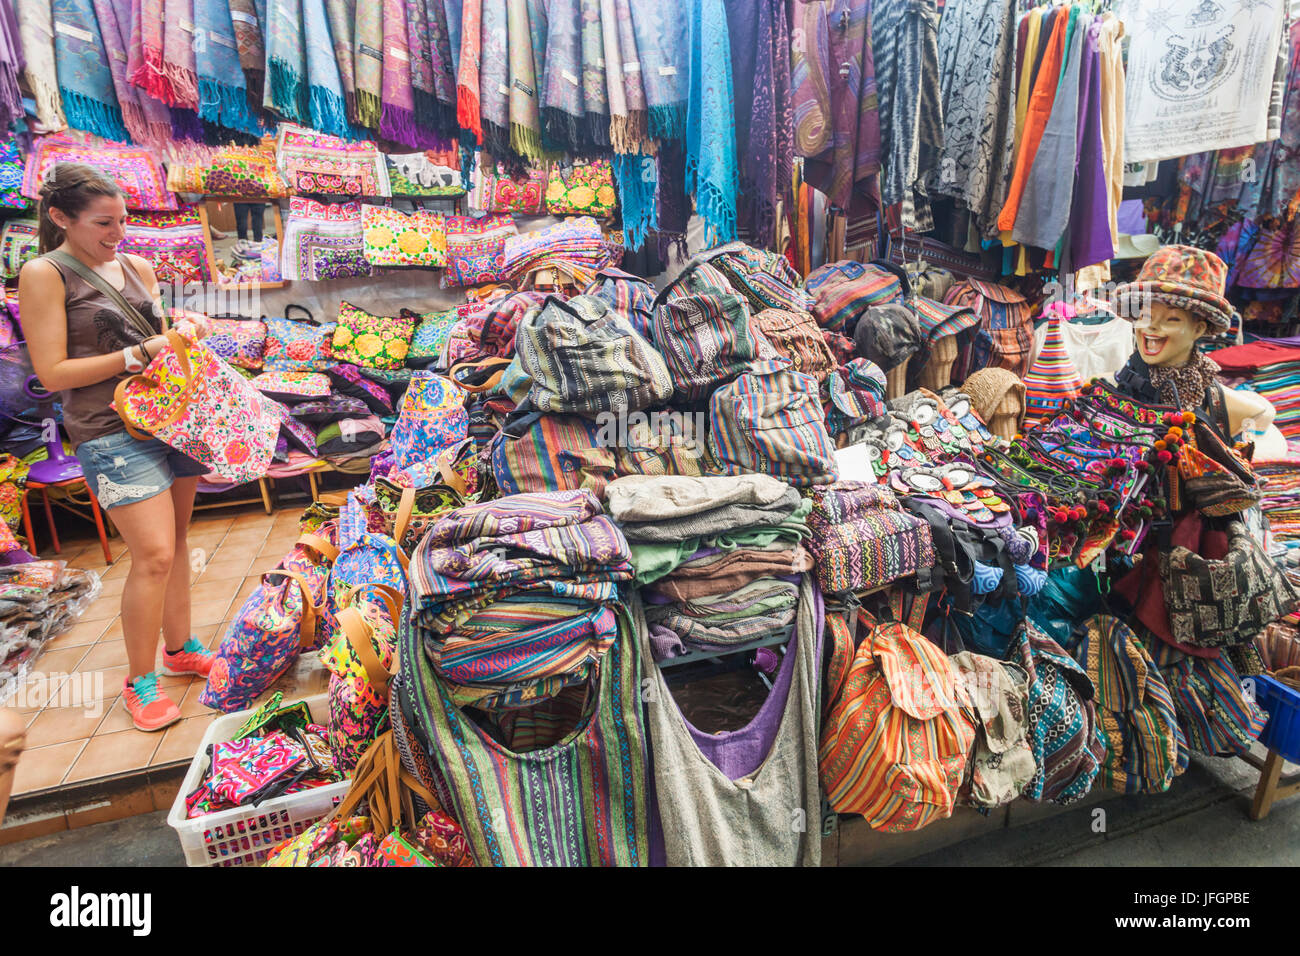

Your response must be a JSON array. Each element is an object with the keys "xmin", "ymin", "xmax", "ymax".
[{"xmin": 2, "ymin": 504, "xmax": 328, "ymax": 811}]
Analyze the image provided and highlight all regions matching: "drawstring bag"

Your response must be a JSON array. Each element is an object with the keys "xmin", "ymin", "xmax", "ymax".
[
  {"xmin": 1076, "ymin": 615, "xmax": 1185, "ymax": 795},
  {"xmin": 1010, "ymin": 620, "xmax": 1106, "ymax": 804},
  {"xmin": 112, "ymin": 328, "xmax": 281, "ymax": 484},
  {"xmin": 201, "ymin": 525, "xmax": 340, "ymax": 713},
  {"xmin": 805, "ymin": 481, "xmax": 934, "ymax": 593},
  {"xmin": 652, "ymin": 292, "xmax": 766, "ymax": 401},
  {"xmin": 820, "ymin": 609, "xmax": 976, "ymax": 832},
  {"xmin": 388, "ymin": 372, "xmax": 468, "ymax": 469},
  {"xmin": 489, "ymin": 411, "xmax": 617, "ymax": 498}
]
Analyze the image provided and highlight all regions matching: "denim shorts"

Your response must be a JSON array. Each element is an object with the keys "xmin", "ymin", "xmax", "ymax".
[{"xmin": 75, "ymin": 430, "xmax": 208, "ymax": 510}]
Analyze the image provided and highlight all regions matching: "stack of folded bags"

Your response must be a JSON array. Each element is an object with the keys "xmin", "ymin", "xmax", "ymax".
[
  {"xmin": 500, "ymin": 217, "xmax": 621, "ymax": 283},
  {"xmin": 606, "ymin": 474, "xmax": 813, "ymax": 660},
  {"xmin": 0, "ymin": 560, "xmax": 101, "ymax": 700},
  {"xmin": 409, "ymin": 489, "xmax": 634, "ymax": 715}
]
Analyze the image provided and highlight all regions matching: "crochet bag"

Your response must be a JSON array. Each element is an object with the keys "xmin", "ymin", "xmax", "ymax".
[
  {"xmin": 1077, "ymin": 615, "xmax": 1185, "ymax": 795},
  {"xmin": 441, "ymin": 214, "xmax": 517, "ymax": 288},
  {"xmin": 112, "ymin": 329, "xmax": 281, "ymax": 484},
  {"xmin": 1159, "ymin": 519, "xmax": 1299, "ymax": 648},
  {"xmin": 515, "ymin": 295, "xmax": 673, "ymax": 417},
  {"xmin": 388, "ymin": 372, "xmax": 469, "ymax": 469},
  {"xmin": 708, "ymin": 360, "xmax": 838, "ymax": 487},
  {"xmin": 361, "ymin": 205, "xmax": 447, "ymax": 268},
  {"xmin": 200, "ymin": 527, "xmax": 339, "ymax": 713},
  {"xmin": 544, "ymin": 160, "xmax": 617, "ymax": 217},
  {"xmin": 819, "ymin": 611, "xmax": 976, "ymax": 831},
  {"xmin": 265, "ymin": 306, "xmax": 337, "ymax": 371},
  {"xmin": 805, "ymin": 482, "xmax": 935, "ymax": 593},
  {"xmin": 332, "ymin": 302, "xmax": 416, "ymax": 370},
  {"xmin": 1011, "ymin": 620, "xmax": 1106, "ymax": 804},
  {"xmin": 205, "ymin": 317, "xmax": 267, "ymax": 370},
  {"xmin": 652, "ymin": 292, "xmax": 766, "ymax": 401}
]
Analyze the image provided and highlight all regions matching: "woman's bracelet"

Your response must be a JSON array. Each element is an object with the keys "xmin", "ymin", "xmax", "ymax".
[{"xmin": 138, "ymin": 342, "xmax": 150, "ymax": 363}]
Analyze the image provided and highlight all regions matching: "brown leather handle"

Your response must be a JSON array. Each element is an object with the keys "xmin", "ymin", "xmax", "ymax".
[
  {"xmin": 337, "ymin": 605, "xmax": 392, "ymax": 696},
  {"xmin": 262, "ymin": 568, "xmax": 321, "ymax": 648},
  {"xmin": 332, "ymin": 732, "xmax": 439, "ymax": 835},
  {"xmin": 345, "ymin": 582, "xmax": 403, "ymax": 630},
  {"xmin": 113, "ymin": 329, "xmax": 197, "ymax": 439},
  {"xmin": 393, "ymin": 486, "xmax": 416, "ymax": 548},
  {"xmin": 449, "ymin": 358, "xmax": 511, "ymax": 394},
  {"xmin": 296, "ymin": 532, "xmax": 339, "ymax": 564},
  {"xmin": 435, "ymin": 447, "xmax": 470, "ymax": 497}
]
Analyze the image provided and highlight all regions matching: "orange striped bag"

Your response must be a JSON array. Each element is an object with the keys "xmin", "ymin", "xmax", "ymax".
[{"xmin": 819, "ymin": 610, "xmax": 977, "ymax": 832}]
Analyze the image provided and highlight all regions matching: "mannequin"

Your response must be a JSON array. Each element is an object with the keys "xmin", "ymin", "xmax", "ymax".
[
  {"xmin": 919, "ymin": 334, "xmax": 958, "ymax": 390},
  {"xmin": 962, "ymin": 367, "xmax": 1026, "ymax": 441},
  {"xmin": 885, "ymin": 358, "xmax": 910, "ymax": 399}
]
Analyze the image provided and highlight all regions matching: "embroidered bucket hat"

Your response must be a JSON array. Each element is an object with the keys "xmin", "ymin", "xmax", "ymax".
[{"xmin": 1113, "ymin": 244, "xmax": 1234, "ymax": 332}]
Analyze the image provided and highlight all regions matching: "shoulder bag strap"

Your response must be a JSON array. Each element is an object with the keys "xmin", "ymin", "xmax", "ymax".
[
  {"xmin": 111, "ymin": 328, "xmax": 195, "ymax": 440},
  {"xmin": 295, "ymin": 532, "xmax": 340, "ymax": 564},
  {"xmin": 46, "ymin": 250, "xmax": 157, "ymax": 340},
  {"xmin": 449, "ymin": 357, "xmax": 512, "ymax": 393},
  {"xmin": 337, "ymin": 605, "xmax": 393, "ymax": 696}
]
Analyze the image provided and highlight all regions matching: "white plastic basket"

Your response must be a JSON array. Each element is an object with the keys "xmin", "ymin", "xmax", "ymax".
[{"xmin": 166, "ymin": 694, "xmax": 350, "ymax": 867}]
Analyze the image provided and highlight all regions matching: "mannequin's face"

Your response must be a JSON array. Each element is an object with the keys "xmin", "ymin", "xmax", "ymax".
[{"xmin": 1134, "ymin": 300, "xmax": 1208, "ymax": 368}]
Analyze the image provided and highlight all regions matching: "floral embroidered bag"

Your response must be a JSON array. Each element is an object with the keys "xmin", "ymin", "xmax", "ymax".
[
  {"xmin": 332, "ymin": 302, "xmax": 416, "ymax": 370},
  {"xmin": 361, "ymin": 205, "xmax": 447, "ymax": 268},
  {"xmin": 544, "ymin": 161, "xmax": 617, "ymax": 217},
  {"xmin": 265, "ymin": 306, "xmax": 337, "ymax": 371},
  {"xmin": 205, "ymin": 317, "xmax": 268, "ymax": 370},
  {"xmin": 388, "ymin": 372, "xmax": 469, "ymax": 469}
]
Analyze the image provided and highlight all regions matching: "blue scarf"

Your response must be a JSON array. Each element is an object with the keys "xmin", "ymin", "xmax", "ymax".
[
  {"xmin": 265, "ymin": 0, "xmax": 308, "ymax": 124},
  {"xmin": 303, "ymin": 0, "xmax": 354, "ymax": 138},
  {"xmin": 614, "ymin": 153, "xmax": 658, "ymax": 253},
  {"xmin": 194, "ymin": 0, "xmax": 263, "ymax": 135},
  {"xmin": 51, "ymin": 0, "xmax": 129, "ymax": 141},
  {"xmin": 628, "ymin": 0, "xmax": 687, "ymax": 141},
  {"xmin": 684, "ymin": 0, "xmax": 737, "ymax": 244}
]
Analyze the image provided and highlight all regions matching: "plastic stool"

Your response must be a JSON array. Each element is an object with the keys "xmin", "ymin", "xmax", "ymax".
[{"xmin": 21, "ymin": 476, "xmax": 113, "ymax": 565}]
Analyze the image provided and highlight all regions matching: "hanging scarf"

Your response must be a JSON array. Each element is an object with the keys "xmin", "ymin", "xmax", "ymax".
[
  {"xmin": 193, "ymin": 0, "xmax": 262, "ymax": 135},
  {"xmin": 656, "ymin": 139, "xmax": 689, "ymax": 258},
  {"xmin": 506, "ymin": 0, "xmax": 544, "ymax": 159},
  {"xmin": 0, "ymin": 1, "xmax": 24, "ymax": 128},
  {"xmin": 540, "ymin": 0, "xmax": 584, "ymax": 152},
  {"xmin": 49, "ymin": 0, "xmax": 129, "ymax": 141},
  {"xmin": 455, "ymin": 0, "xmax": 482, "ymax": 143},
  {"xmin": 443, "ymin": 0, "xmax": 461, "ymax": 76},
  {"xmin": 161, "ymin": 0, "xmax": 200, "ymax": 109},
  {"xmin": 354, "ymin": 0, "xmax": 383, "ymax": 128},
  {"xmin": 94, "ymin": 0, "xmax": 172, "ymax": 148},
  {"xmin": 627, "ymin": 0, "xmax": 687, "ymax": 141},
  {"xmin": 302, "ymin": 0, "xmax": 351, "ymax": 138},
  {"xmin": 725, "ymin": 0, "xmax": 791, "ymax": 245},
  {"xmin": 169, "ymin": 103, "xmax": 206, "ymax": 141},
  {"xmin": 227, "ymin": 0, "xmax": 266, "ymax": 106},
  {"xmin": 613, "ymin": 152, "xmax": 657, "ymax": 252},
  {"xmin": 265, "ymin": 0, "xmax": 307, "ymax": 123},
  {"xmin": 425, "ymin": 0, "xmax": 458, "ymax": 135},
  {"xmin": 477, "ymin": 0, "xmax": 511, "ymax": 157},
  {"xmin": 601, "ymin": 0, "xmax": 646, "ymax": 154},
  {"xmin": 579, "ymin": 0, "xmax": 608, "ymax": 149},
  {"xmin": 128, "ymin": 0, "xmax": 169, "ymax": 102},
  {"xmin": 18, "ymin": 0, "xmax": 67, "ymax": 129},
  {"xmin": 684, "ymin": 0, "xmax": 737, "ymax": 244},
  {"xmin": 380, "ymin": 0, "xmax": 443, "ymax": 148},
  {"xmin": 404, "ymin": 0, "xmax": 438, "ymax": 131},
  {"xmin": 321, "ymin": 0, "xmax": 355, "ymax": 122}
]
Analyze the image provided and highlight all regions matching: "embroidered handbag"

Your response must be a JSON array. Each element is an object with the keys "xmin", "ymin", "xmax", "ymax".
[
  {"xmin": 515, "ymin": 295, "xmax": 673, "ymax": 417},
  {"xmin": 0, "ymin": 136, "xmax": 28, "ymax": 210},
  {"xmin": 388, "ymin": 372, "xmax": 469, "ymax": 469},
  {"xmin": 361, "ymin": 205, "xmax": 447, "ymax": 268},
  {"xmin": 205, "ymin": 317, "xmax": 268, "ymax": 370},
  {"xmin": 805, "ymin": 482, "xmax": 935, "ymax": 593},
  {"xmin": 280, "ymin": 198, "xmax": 371, "ymax": 282},
  {"xmin": 332, "ymin": 302, "xmax": 416, "ymax": 370},
  {"xmin": 112, "ymin": 329, "xmax": 281, "ymax": 484},
  {"xmin": 544, "ymin": 160, "xmax": 617, "ymax": 217},
  {"xmin": 23, "ymin": 134, "xmax": 176, "ymax": 210},
  {"xmin": 200, "ymin": 527, "xmax": 340, "ymax": 713},
  {"xmin": 265, "ymin": 307, "xmax": 337, "ymax": 372},
  {"xmin": 470, "ymin": 162, "xmax": 545, "ymax": 213},
  {"xmin": 1011, "ymin": 619, "xmax": 1106, "ymax": 804},
  {"xmin": 652, "ymin": 292, "xmax": 766, "ymax": 401},
  {"xmin": 708, "ymin": 359, "xmax": 838, "ymax": 487},
  {"xmin": 820, "ymin": 611, "xmax": 976, "ymax": 831},
  {"xmin": 441, "ymin": 214, "xmax": 517, "ymax": 288},
  {"xmin": 322, "ymin": 589, "xmax": 401, "ymax": 772},
  {"xmin": 251, "ymin": 370, "xmax": 332, "ymax": 401},
  {"xmin": 276, "ymin": 124, "xmax": 391, "ymax": 197},
  {"xmin": 372, "ymin": 463, "xmax": 469, "ymax": 554},
  {"xmin": 0, "ymin": 219, "xmax": 38, "ymax": 279},
  {"xmin": 1171, "ymin": 416, "xmax": 1260, "ymax": 517},
  {"xmin": 201, "ymin": 144, "xmax": 289, "ymax": 198},
  {"xmin": 404, "ymin": 308, "xmax": 460, "ymax": 366},
  {"xmin": 1159, "ymin": 519, "xmax": 1300, "ymax": 648},
  {"xmin": 120, "ymin": 208, "xmax": 211, "ymax": 286},
  {"xmin": 327, "ymin": 363, "xmax": 395, "ymax": 416}
]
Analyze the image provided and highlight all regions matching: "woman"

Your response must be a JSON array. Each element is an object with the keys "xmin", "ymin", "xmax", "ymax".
[{"xmin": 19, "ymin": 163, "xmax": 213, "ymax": 733}]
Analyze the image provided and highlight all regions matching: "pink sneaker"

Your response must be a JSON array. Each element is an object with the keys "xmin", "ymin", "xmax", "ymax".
[
  {"xmin": 122, "ymin": 674, "xmax": 181, "ymax": 732},
  {"xmin": 161, "ymin": 637, "xmax": 215, "ymax": 678}
]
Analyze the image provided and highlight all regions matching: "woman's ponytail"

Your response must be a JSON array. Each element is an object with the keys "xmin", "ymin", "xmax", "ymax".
[{"xmin": 36, "ymin": 163, "xmax": 123, "ymax": 254}]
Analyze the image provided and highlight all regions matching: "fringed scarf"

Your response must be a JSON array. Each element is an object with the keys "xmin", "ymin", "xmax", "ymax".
[
  {"xmin": 656, "ymin": 139, "xmax": 689, "ymax": 259},
  {"xmin": 455, "ymin": 0, "xmax": 482, "ymax": 143},
  {"xmin": 425, "ymin": 0, "xmax": 459, "ymax": 137},
  {"xmin": 17, "ymin": 0, "xmax": 67, "ymax": 129},
  {"xmin": 227, "ymin": 0, "xmax": 265, "ymax": 106},
  {"xmin": 613, "ymin": 152, "xmax": 657, "ymax": 252},
  {"xmin": 265, "ymin": 0, "xmax": 308, "ymax": 122},
  {"xmin": 303, "ymin": 0, "xmax": 352, "ymax": 138},
  {"xmin": 354, "ymin": 0, "xmax": 383, "ymax": 128},
  {"xmin": 321, "ymin": 0, "xmax": 355, "ymax": 122},
  {"xmin": 169, "ymin": 103, "xmax": 206, "ymax": 141},
  {"xmin": 504, "ymin": 0, "xmax": 541, "ymax": 159},
  {"xmin": 0, "ymin": 1, "xmax": 24, "ymax": 128},
  {"xmin": 579, "ymin": 0, "xmax": 608, "ymax": 149},
  {"xmin": 477, "ymin": 0, "xmax": 511, "ymax": 158},
  {"xmin": 94, "ymin": 0, "xmax": 172, "ymax": 148},
  {"xmin": 50, "ymin": 0, "xmax": 129, "ymax": 142},
  {"xmin": 608, "ymin": 0, "xmax": 650, "ymax": 154},
  {"xmin": 194, "ymin": 0, "xmax": 262, "ymax": 135},
  {"xmin": 128, "ymin": 0, "xmax": 169, "ymax": 103},
  {"xmin": 162, "ymin": 0, "xmax": 200, "ymax": 108},
  {"xmin": 628, "ymin": 0, "xmax": 687, "ymax": 142},
  {"xmin": 725, "ymin": 0, "xmax": 791, "ymax": 245},
  {"xmin": 540, "ymin": 0, "xmax": 584, "ymax": 152},
  {"xmin": 443, "ymin": 0, "xmax": 461, "ymax": 76},
  {"xmin": 380, "ymin": 0, "xmax": 443, "ymax": 148},
  {"xmin": 684, "ymin": 0, "xmax": 737, "ymax": 244},
  {"xmin": 404, "ymin": 0, "xmax": 438, "ymax": 132}
]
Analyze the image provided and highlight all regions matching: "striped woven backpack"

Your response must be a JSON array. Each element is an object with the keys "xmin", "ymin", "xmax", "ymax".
[{"xmin": 819, "ymin": 610, "xmax": 976, "ymax": 832}]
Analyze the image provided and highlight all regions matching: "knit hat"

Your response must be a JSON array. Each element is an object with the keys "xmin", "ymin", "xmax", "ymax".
[
  {"xmin": 962, "ymin": 367, "xmax": 1027, "ymax": 427},
  {"xmin": 1113, "ymin": 244, "xmax": 1235, "ymax": 332},
  {"xmin": 853, "ymin": 302, "xmax": 923, "ymax": 371},
  {"xmin": 912, "ymin": 294, "xmax": 979, "ymax": 341}
]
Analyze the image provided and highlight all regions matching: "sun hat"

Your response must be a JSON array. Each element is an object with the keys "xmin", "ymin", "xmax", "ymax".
[
  {"xmin": 962, "ymin": 367, "xmax": 1026, "ymax": 428},
  {"xmin": 1113, "ymin": 244, "xmax": 1235, "ymax": 332}
]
